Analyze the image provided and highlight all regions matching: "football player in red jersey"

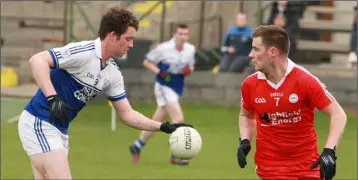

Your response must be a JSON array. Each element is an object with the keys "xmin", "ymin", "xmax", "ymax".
[{"xmin": 237, "ymin": 25, "xmax": 347, "ymax": 180}]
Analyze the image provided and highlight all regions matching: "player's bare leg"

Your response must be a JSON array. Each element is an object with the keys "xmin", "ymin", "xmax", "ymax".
[
  {"xmin": 30, "ymin": 149, "xmax": 72, "ymax": 180},
  {"xmin": 164, "ymin": 101, "xmax": 184, "ymax": 123},
  {"xmin": 130, "ymin": 106, "xmax": 166, "ymax": 163},
  {"xmin": 164, "ymin": 101, "xmax": 189, "ymax": 166}
]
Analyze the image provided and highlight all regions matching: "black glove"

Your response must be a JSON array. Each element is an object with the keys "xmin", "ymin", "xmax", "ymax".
[
  {"xmin": 158, "ymin": 70, "xmax": 171, "ymax": 82},
  {"xmin": 310, "ymin": 148, "xmax": 337, "ymax": 180},
  {"xmin": 47, "ymin": 95, "xmax": 73, "ymax": 125},
  {"xmin": 160, "ymin": 122, "xmax": 194, "ymax": 134},
  {"xmin": 237, "ymin": 138, "xmax": 251, "ymax": 168}
]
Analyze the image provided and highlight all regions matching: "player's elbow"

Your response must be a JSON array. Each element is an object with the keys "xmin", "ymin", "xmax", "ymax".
[
  {"xmin": 331, "ymin": 106, "xmax": 347, "ymax": 125},
  {"xmin": 29, "ymin": 51, "xmax": 53, "ymax": 68},
  {"xmin": 118, "ymin": 111, "xmax": 131, "ymax": 122},
  {"xmin": 29, "ymin": 54, "xmax": 44, "ymax": 71},
  {"xmin": 143, "ymin": 59, "xmax": 153, "ymax": 68},
  {"xmin": 239, "ymin": 108, "xmax": 255, "ymax": 119},
  {"xmin": 143, "ymin": 60, "xmax": 150, "ymax": 68},
  {"xmin": 118, "ymin": 110, "xmax": 136, "ymax": 124},
  {"xmin": 29, "ymin": 53, "xmax": 40, "ymax": 66},
  {"xmin": 336, "ymin": 110, "xmax": 347, "ymax": 124},
  {"xmin": 143, "ymin": 59, "xmax": 150, "ymax": 64}
]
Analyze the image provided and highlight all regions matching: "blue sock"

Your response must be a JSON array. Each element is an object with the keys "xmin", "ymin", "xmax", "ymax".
[{"xmin": 134, "ymin": 139, "xmax": 145, "ymax": 150}]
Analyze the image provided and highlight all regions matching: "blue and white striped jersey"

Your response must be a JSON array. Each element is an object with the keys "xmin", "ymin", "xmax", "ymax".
[
  {"xmin": 146, "ymin": 38, "xmax": 196, "ymax": 96},
  {"xmin": 24, "ymin": 38, "xmax": 126, "ymax": 135}
]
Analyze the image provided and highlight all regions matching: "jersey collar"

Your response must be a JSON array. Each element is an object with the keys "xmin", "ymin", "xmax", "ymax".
[
  {"xmin": 94, "ymin": 37, "xmax": 102, "ymax": 58},
  {"xmin": 170, "ymin": 38, "xmax": 185, "ymax": 51},
  {"xmin": 94, "ymin": 37, "xmax": 108, "ymax": 70},
  {"xmin": 257, "ymin": 58, "xmax": 295, "ymax": 80}
]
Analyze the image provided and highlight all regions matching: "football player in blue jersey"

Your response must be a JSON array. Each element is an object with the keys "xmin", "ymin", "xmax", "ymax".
[{"xmin": 17, "ymin": 7, "xmax": 192, "ymax": 179}]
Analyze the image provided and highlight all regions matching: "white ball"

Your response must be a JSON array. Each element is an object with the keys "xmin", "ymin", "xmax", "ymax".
[{"xmin": 169, "ymin": 126, "xmax": 202, "ymax": 160}]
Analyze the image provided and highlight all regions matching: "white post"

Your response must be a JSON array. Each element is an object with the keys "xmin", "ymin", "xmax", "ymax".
[{"xmin": 111, "ymin": 106, "xmax": 116, "ymax": 132}]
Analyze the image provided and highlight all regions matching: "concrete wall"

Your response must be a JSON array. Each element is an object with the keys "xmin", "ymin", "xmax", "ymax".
[
  {"xmin": 120, "ymin": 69, "xmax": 357, "ymax": 107},
  {"xmin": 138, "ymin": 1, "xmax": 244, "ymax": 49}
]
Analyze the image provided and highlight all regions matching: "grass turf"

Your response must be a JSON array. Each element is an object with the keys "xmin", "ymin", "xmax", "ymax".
[{"xmin": 1, "ymin": 98, "xmax": 356, "ymax": 179}]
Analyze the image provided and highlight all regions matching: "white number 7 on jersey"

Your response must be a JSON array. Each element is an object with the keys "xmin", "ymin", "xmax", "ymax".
[{"xmin": 274, "ymin": 97, "xmax": 280, "ymax": 106}]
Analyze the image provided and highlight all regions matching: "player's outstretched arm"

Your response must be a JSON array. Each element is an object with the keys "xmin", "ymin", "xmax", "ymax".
[
  {"xmin": 111, "ymin": 98, "xmax": 192, "ymax": 134},
  {"xmin": 29, "ymin": 51, "xmax": 57, "ymax": 96},
  {"xmin": 113, "ymin": 98, "xmax": 161, "ymax": 130},
  {"xmin": 320, "ymin": 102, "xmax": 347, "ymax": 149}
]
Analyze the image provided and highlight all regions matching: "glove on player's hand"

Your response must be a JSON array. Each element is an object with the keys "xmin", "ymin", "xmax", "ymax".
[
  {"xmin": 47, "ymin": 95, "xmax": 73, "ymax": 125},
  {"xmin": 158, "ymin": 70, "xmax": 171, "ymax": 82},
  {"xmin": 237, "ymin": 138, "xmax": 251, "ymax": 168},
  {"xmin": 181, "ymin": 66, "xmax": 192, "ymax": 76},
  {"xmin": 160, "ymin": 121, "xmax": 194, "ymax": 134},
  {"xmin": 310, "ymin": 148, "xmax": 337, "ymax": 180}
]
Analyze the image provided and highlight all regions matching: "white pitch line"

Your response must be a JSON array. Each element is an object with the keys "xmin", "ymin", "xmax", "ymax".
[{"xmin": 7, "ymin": 114, "xmax": 21, "ymax": 123}]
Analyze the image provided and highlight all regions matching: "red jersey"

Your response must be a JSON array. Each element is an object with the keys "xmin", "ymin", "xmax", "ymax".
[{"xmin": 241, "ymin": 60, "xmax": 335, "ymax": 167}]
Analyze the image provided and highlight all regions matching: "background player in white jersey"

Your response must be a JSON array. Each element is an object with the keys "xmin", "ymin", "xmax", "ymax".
[
  {"xmin": 17, "ymin": 7, "xmax": 193, "ymax": 180},
  {"xmin": 129, "ymin": 24, "xmax": 196, "ymax": 165}
]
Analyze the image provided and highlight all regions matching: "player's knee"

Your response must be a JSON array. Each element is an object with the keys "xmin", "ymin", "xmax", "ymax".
[
  {"xmin": 152, "ymin": 107, "xmax": 166, "ymax": 121},
  {"xmin": 165, "ymin": 101, "xmax": 184, "ymax": 123},
  {"xmin": 157, "ymin": 106, "xmax": 166, "ymax": 115}
]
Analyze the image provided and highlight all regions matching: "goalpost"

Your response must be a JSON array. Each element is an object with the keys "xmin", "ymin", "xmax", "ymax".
[
  {"xmin": 4, "ymin": 98, "xmax": 118, "ymax": 132},
  {"xmin": 108, "ymin": 101, "xmax": 116, "ymax": 132}
]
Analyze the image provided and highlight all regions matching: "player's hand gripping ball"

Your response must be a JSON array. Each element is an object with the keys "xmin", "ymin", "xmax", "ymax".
[{"xmin": 169, "ymin": 126, "xmax": 202, "ymax": 160}]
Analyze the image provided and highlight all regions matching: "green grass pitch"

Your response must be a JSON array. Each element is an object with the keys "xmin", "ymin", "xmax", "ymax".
[{"xmin": 1, "ymin": 98, "xmax": 357, "ymax": 179}]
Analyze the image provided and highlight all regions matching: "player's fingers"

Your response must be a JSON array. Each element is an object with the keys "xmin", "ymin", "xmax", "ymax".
[
  {"xmin": 332, "ymin": 163, "xmax": 336, "ymax": 177},
  {"xmin": 326, "ymin": 164, "xmax": 333, "ymax": 180},
  {"xmin": 309, "ymin": 159, "xmax": 320, "ymax": 169},
  {"xmin": 236, "ymin": 151, "xmax": 242, "ymax": 166},
  {"xmin": 60, "ymin": 110, "xmax": 69, "ymax": 124},
  {"xmin": 59, "ymin": 106, "xmax": 66, "ymax": 120},
  {"xmin": 238, "ymin": 149, "xmax": 247, "ymax": 168},
  {"xmin": 53, "ymin": 111, "xmax": 59, "ymax": 122},
  {"xmin": 50, "ymin": 110, "xmax": 57, "ymax": 122},
  {"xmin": 48, "ymin": 113, "xmax": 53, "ymax": 123},
  {"xmin": 320, "ymin": 160, "xmax": 325, "ymax": 179},
  {"xmin": 63, "ymin": 111, "xmax": 69, "ymax": 122},
  {"xmin": 238, "ymin": 159, "xmax": 245, "ymax": 168}
]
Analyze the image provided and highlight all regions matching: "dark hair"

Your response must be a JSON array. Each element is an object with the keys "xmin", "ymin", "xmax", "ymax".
[
  {"xmin": 175, "ymin": 24, "xmax": 188, "ymax": 31},
  {"xmin": 252, "ymin": 25, "xmax": 290, "ymax": 55},
  {"xmin": 98, "ymin": 7, "xmax": 139, "ymax": 40}
]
